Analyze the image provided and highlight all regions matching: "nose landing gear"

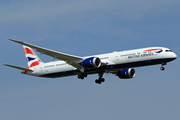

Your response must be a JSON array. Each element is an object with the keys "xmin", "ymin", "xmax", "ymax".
[
  {"xmin": 160, "ymin": 66, "xmax": 165, "ymax": 71},
  {"xmin": 160, "ymin": 62, "xmax": 167, "ymax": 71}
]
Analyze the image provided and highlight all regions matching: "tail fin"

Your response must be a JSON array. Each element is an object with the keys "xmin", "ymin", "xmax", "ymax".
[{"xmin": 23, "ymin": 45, "xmax": 43, "ymax": 68}]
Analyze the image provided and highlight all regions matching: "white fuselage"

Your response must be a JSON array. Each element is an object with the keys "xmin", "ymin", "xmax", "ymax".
[{"xmin": 26, "ymin": 47, "xmax": 177, "ymax": 78}]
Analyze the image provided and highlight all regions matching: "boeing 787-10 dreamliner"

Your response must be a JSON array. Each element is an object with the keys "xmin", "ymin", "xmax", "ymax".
[{"xmin": 4, "ymin": 39, "xmax": 177, "ymax": 84}]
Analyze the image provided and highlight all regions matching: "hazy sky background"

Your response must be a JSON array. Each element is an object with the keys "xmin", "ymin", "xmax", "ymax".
[{"xmin": 1, "ymin": 0, "xmax": 180, "ymax": 120}]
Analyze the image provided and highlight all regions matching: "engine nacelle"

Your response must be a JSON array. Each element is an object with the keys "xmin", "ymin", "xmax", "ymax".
[
  {"xmin": 82, "ymin": 57, "xmax": 101, "ymax": 69},
  {"xmin": 117, "ymin": 68, "xmax": 135, "ymax": 79}
]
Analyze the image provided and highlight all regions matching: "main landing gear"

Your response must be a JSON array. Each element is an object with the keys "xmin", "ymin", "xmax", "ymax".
[
  {"xmin": 77, "ymin": 73, "xmax": 87, "ymax": 80},
  {"xmin": 95, "ymin": 72, "xmax": 105, "ymax": 84},
  {"xmin": 78, "ymin": 72, "xmax": 105, "ymax": 84},
  {"xmin": 160, "ymin": 62, "xmax": 167, "ymax": 71}
]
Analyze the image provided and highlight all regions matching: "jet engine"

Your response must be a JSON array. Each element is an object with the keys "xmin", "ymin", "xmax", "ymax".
[
  {"xmin": 82, "ymin": 57, "xmax": 101, "ymax": 69},
  {"xmin": 117, "ymin": 68, "xmax": 135, "ymax": 79}
]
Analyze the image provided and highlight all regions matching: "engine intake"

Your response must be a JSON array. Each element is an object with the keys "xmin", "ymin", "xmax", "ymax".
[
  {"xmin": 117, "ymin": 68, "xmax": 135, "ymax": 79},
  {"xmin": 82, "ymin": 57, "xmax": 101, "ymax": 69}
]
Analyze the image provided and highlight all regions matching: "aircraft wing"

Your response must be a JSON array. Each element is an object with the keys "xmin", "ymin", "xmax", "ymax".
[
  {"xmin": 9, "ymin": 39, "xmax": 84, "ymax": 71},
  {"xmin": 3, "ymin": 64, "xmax": 33, "ymax": 71}
]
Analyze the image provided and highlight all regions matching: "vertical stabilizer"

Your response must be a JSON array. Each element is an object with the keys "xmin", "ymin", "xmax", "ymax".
[{"xmin": 23, "ymin": 45, "xmax": 43, "ymax": 68}]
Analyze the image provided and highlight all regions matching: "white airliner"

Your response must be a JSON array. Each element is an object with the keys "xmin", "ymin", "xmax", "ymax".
[{"xmin": 4, "ymin": 39, "xmax": 177, "ymax": 84}]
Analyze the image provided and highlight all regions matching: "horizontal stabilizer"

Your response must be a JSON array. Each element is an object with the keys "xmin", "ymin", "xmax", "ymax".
[{"xmin": 3, "ymin": 64, "xmax": 33, "ymax": 71}]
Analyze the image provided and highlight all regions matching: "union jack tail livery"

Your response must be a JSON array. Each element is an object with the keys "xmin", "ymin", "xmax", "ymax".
[{"xmin": 23, "ymin": 45, "xmax": 43, "ymax": 68}]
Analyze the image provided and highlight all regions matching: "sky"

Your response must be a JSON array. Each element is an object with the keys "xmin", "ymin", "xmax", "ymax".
[{"xmin": 0, "ymin": 0, "xmax": 180, "ymax": 120}]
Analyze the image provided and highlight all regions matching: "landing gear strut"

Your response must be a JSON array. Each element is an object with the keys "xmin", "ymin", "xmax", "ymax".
[
  {"xmin": 95, "ymin": 72, "xmax": 105, "ymax": 84},
  {"xmin": 160, "ymin": 62, "xmax": 167, "ymax": 71}
]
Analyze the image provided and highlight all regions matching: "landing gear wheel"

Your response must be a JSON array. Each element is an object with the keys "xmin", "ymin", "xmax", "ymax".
[
  {"xmin": 78, "ymin": 75, "xmax": 81, "ymax": 79},
  {"xmin": 160, "ymin": 62, "xmax": 166, "ymax": 71},
  {"xmin": 101, "ymin": 78, "xmax": 105, "ymax": 82},
  {"xmin": 95, "ymin": 72, "xmax": 105, "ymax": 84},
  {"xmin": 77, "ymin": 74, "xmax": 85, "ymax": 80},
  {"xmin": 84, "ymin": 74, "xmax": 87, "ymax": 77},
  {"xmin": 95, "ymin": 79, "xmax": 101, "ymax": 84},
  {"xmin": 160, "ymin": 67, "xmax": 165, "ymax": 71},
  {"xmin": 80, "ymin": 76, "xmax": 84, "ymax": 79}
]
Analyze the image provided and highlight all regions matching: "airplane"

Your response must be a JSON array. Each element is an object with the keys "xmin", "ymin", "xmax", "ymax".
[{"xmin": 4, "ymin": 39, "xmax": 177, "ymax": 84}]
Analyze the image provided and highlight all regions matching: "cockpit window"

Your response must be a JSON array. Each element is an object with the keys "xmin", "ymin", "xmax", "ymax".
[{"xmin": 165, "ymin": 50, "xmax": 173, "ymax": 52}]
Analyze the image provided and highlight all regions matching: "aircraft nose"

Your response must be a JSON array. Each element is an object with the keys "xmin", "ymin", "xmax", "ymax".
[{"xmin": 172, "ymin": 52, "xmax": 177, "ymax": 59}]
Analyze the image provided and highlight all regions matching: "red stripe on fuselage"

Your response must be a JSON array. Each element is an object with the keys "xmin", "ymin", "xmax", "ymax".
[
  {"xmin": 145, "ymin": 48, "xmax": 162, "ymax": 51},
  {"xmin": 24, "ymin": 48, "xmax": 35, "ymax": 55}
]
